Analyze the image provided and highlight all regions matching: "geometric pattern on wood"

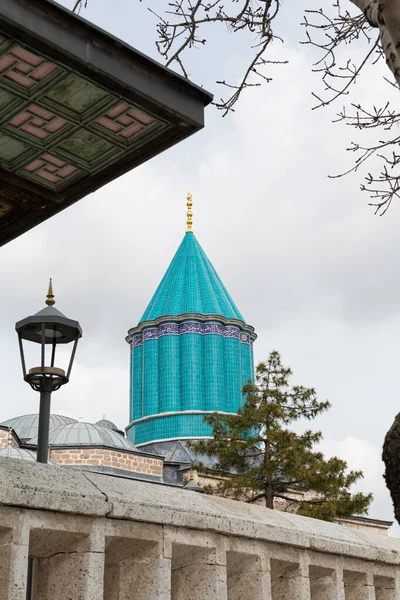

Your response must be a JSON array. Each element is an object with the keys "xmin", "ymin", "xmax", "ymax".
[
  {"xmin": 96, "ymin": 102, "xmax": 155, "ymax": 140},
  {"xmin": 23, "ymin": 153, "xmax": 79, "ymax": 186},
  {"xmin": 0, "ymin": 46, "xmax": 57, "ymax": 89},
  {"xmin": 0, "ymin": 89, "xmax": 16, "ymax": 112},
  {"xmin": 0, "ymin": 32, "xmax": 165, "ymax": 198},
  {"xmin": 0, "ymin": 133, "xmax": 29, "ymax": 162},
  {"xmin": 58, "ymin": 129, "xmax": 114, "ymax": 163},
  {"xmin": 9, "ymin": 105, "xmax": 68, "ymax": 140},
  {"xmin": 45, "ymin": 73, "xmax": 108, "ymax": 114}
]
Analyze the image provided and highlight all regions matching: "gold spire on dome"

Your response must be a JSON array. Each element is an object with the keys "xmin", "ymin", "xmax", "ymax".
[
  {"xmin": 45, "ymin": 278, "xmax": 55, "ymax": 307},
  {"xmin": 186, "ymin": 192, "xmax": 193, "ymax": 232}
]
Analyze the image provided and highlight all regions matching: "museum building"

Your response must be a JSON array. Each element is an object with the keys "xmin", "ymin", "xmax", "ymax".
[
  {"xmin": 0, "ymin": 198, "xmax": 257, "ymax": 483},
  {"xmin": 125, "ymin": 194, "xmax": 257, "ymax": 450}
]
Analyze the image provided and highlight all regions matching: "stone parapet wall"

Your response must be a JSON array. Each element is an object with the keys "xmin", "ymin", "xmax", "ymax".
[
  {"xmin": 0, "ymin": 458, "xmax": 399, "ymax": 600},
  {"xmin": 49, "ymin": 447, "xmax": 163, "ymax": 477}
]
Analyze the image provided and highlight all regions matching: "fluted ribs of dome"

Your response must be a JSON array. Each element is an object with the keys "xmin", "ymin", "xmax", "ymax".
[
  {"xmin": 127, "ymin": 231, "xmax": 256, "ymax": 447},
  {"xmin": 140, "ymin": 232, "xmax": 244, "ymax": 322}
]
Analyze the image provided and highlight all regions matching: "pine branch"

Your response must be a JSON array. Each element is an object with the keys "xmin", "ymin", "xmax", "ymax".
[{"xmin": 191, "ymin": 351, "xmax": 373, "ymax": 522}]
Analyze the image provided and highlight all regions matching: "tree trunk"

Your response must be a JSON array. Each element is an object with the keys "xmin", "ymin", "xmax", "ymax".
[
  {"xmin": 264, "ymin": 423, "xmax": 274, "ymax": 509},
  {"xmin": 383, "ymin": 413, "xmax": 400, "ymax": 525},
  {"xmin": 351, "ymin": 0, "xmax": 400, "ymax": 86},
  {"xmin": 265, "ymin": 486, "xmax": 274, "ymax": 509}
]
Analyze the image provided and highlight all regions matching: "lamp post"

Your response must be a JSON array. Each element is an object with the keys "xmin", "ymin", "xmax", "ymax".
[{"xmin": 15, "ymin": 280, "xmax": 82, "ymax": 463}]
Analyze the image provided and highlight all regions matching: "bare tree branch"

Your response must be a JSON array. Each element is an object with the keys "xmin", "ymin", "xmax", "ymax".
[
  {"xmin": 301, "ymin": 4, "xmax": 375, "ymax": 109},
  {"xmin": 72, "ymin": 0, "xmax": 87, "ymax": 13},
  {"xmin": 148, "ymin": 0, "xmax": 287, "ymax": 115},
  {"xmin": 69, "ymin": 0, "xmax": 400, "ymax": 214},
  {"xmin": 303, "ymin": 1, "xmax": 400, "ymax": 214}
]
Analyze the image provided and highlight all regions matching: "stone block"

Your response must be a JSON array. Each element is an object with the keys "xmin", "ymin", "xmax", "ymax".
[
  {"xmin": 309, "ymin": 565, "xmax": 344, "ymax": 600},
  {"xmin": 27, "ymin": 518, "xmax": 105, "ymax": 600},
  {"xmin": 171, "ymin": 544, "xmax": 227, "ymax": 600},
  {"xmin": 104, "ymin": 528, "xmax": 169, "ymax": 600},
  {"xmin": 227, "ymin": 551, "xmax": 271, "ymax": 600},
  {"xmin": 0, "ymin": 458, "xmax": 110, "ymax": 517},
  {"xmin": 32, "ymin": 550, "xmax": 104, "ymax": 600},
  {"xmin": 343, "ymin": 570, "xmax": 374, "ymax": 600},
  {"xmin": 0, "ymin": 529, "xmax": 29, "ymax": 600},
  {"xmin": 270, "ymin": 558, "xmax": 311, "ymax": 600},
  {"xmin": 374, "ymin": 575, "xmax": 397, "ymax": 600}
]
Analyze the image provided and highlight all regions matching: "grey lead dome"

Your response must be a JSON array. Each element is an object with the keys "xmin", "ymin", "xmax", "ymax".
[
  {"xmin": 1, "ymin": 414, "xmax": 77, "ymax": 441},
  {"xmin": 0, "ymin": 447, "xmax": 55, "ymax": 464},
  {"xmin": 95, "ymin": 419, "xmax": 120, "ymax": 432},
  {"xmin": 30, "ymin": 422, "xmax": 137, "ymax": 451}
]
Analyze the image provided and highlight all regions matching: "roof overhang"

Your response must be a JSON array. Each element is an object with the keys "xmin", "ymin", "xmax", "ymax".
[{"xmin": 0, "ymin": 0, "xmax": 213, "ymax": 246}]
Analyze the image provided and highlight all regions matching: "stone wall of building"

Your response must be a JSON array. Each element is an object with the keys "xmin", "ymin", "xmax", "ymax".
[
  {"xmin": 0, "ymin": 457, "xmax": 399, "ymax": 600},
  {"xmin": 0, "ymin": 428, "xmax": 19, "ymax": 449},
  {"xmin": 49, "ymin": 447, "xmax": 163, "ymax": 477},
  {"xmin": 336, "ymin": 517, "xmax": 392, "ymax": 537}
]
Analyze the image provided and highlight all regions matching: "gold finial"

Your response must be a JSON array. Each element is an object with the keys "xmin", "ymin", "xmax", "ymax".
[
  {"xmin": 45, "ymin": 278, "xmax": 55, "ymax": 307},
  {"xmin": 186, "ymin": 192, "xmax": 193, "ymax": 232}
]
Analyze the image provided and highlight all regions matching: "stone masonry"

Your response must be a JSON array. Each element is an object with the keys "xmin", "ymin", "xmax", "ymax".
[
  {"xmin": 0, "ymin": 430, "xmax": 19, "ymax": 449},
  {"xmin": 0, "ymin": 457, "xmax": 399, "ymax": 600},
  {"xmin": 49, "ymin": 448, "xmax": 163, "ymax": 477}
]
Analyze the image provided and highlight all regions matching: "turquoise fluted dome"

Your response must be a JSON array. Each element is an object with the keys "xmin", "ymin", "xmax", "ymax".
[
  {"xmin": 140, "ymin": 232, "xmax": 243, "ymax": 321},
  {"xmin": 126, "ymin": 231, "xmax": 256, "ymax": 447}
]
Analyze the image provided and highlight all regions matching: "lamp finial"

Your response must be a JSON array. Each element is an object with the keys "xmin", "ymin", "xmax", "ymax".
[
  {"xmin": 186, "ymin": 192, "xmax": 193, "ymax": 232},
  {"xmin": 46, "ymin": 278, "xmax": 55, "ymax": 307}
]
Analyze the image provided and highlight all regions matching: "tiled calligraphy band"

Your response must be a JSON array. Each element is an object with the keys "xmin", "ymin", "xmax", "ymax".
[{"xmin": 132, "ymin": 321, "xmax": 252, "ymax": 348}]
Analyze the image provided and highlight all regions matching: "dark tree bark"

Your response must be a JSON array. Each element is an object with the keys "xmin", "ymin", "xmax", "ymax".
[{"xmin": 383, "ymin": 413, "xmax": 400, "ymax": 524}]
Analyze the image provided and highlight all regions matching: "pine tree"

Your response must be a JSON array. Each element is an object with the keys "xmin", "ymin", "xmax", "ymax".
[{"xmin": 191, "ymin": 350, "xmax": 372, "ymax": 521}]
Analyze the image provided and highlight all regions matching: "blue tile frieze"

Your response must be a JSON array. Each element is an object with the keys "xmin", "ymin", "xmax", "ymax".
[{"xmin": 132, "ymin": 321, "xmax": 252, "ymax": 348}]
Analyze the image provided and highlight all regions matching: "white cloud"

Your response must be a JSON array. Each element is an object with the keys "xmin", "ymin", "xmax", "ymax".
[{"xmin": 55, "ymin": 360, "xmax": 129, "ymax": 428}]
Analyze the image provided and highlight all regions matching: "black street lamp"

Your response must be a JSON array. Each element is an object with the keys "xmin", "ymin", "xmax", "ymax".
[{"xmin": 15, "ymin": 280, "xmax": 82, "ymax": 463}]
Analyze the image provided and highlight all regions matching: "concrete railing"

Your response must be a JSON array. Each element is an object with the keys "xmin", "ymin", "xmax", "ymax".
[{"xmin": 0, "ymin": 458, "xmax": 399, "ymax": 600}]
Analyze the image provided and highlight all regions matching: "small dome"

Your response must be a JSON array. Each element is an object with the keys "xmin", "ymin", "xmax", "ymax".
[
  {"xmin": 31, "ymin": 422, "xmax": 137, "ymax": 451},
  {"xmin": 1, "ymin": 414, "xmax": 77, "ymax": 440},
  {"xmin": 0, "ymin": 447, "xmax": 55, "ymax": 464},
  {"xmin": 95, "ymin": 419, "xmax": 120, "ymax": 432}
]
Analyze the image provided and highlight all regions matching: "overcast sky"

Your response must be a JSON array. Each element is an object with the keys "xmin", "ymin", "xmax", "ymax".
[{"xmin": 1, "ymin": 0, "xmax": 399, "ymax": 530}]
